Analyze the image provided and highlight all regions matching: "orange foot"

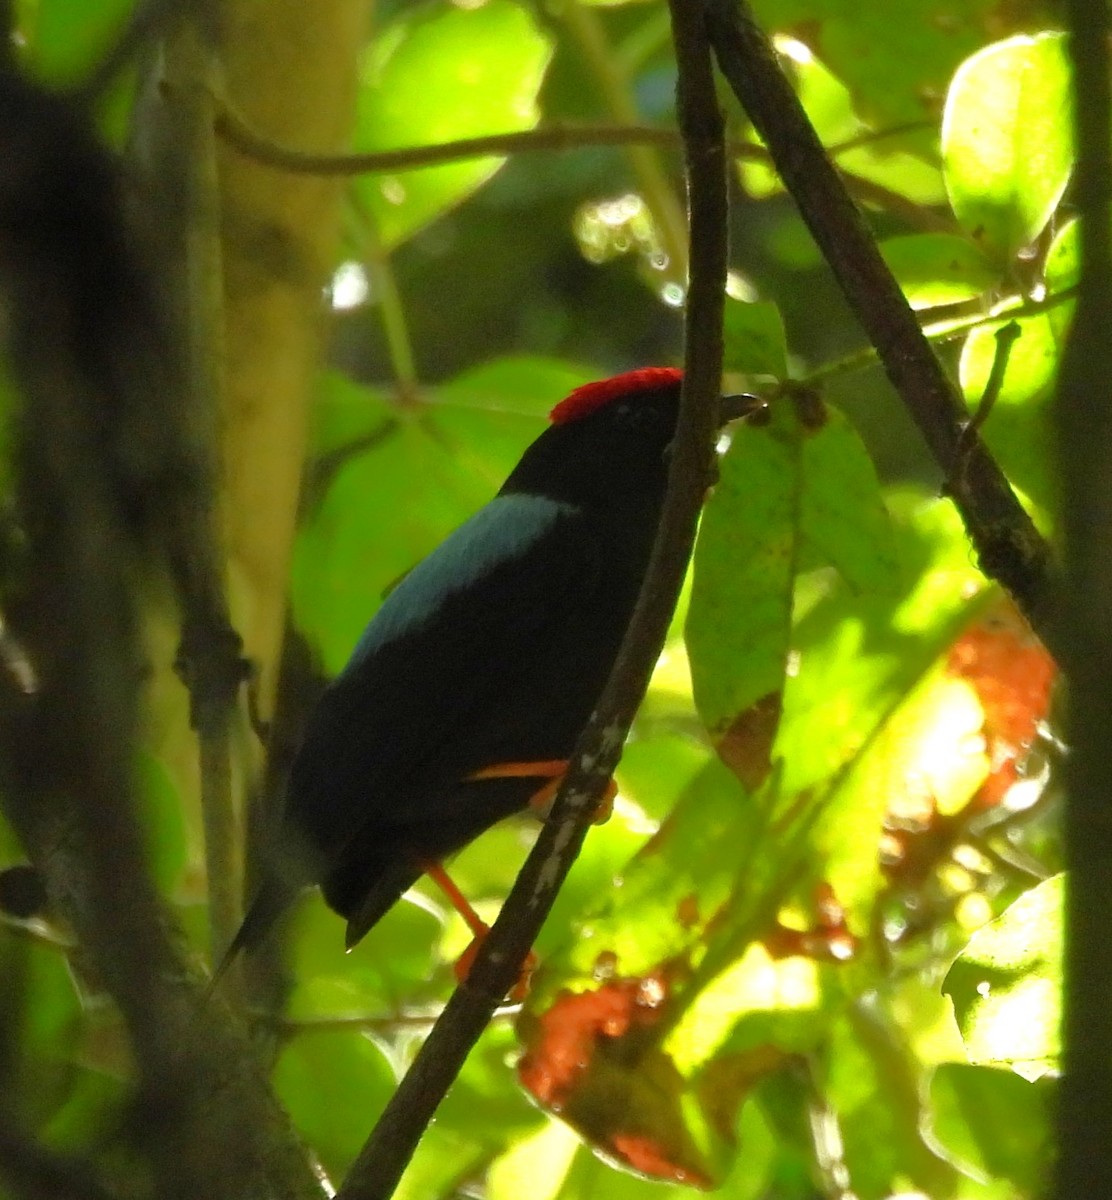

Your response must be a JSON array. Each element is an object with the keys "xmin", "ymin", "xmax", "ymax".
[
  {"xmin": 423, "ymin": 860, "xmax": 537, "ymax": 1002},
  {"xmin": 467, "ymin": 759, "xmax": 617, "ymax": 825}
]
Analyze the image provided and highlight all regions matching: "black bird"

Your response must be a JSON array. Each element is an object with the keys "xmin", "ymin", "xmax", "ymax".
[{"xmin": 221, "ymin": 368, "xmax": 757, "ymax": 973}]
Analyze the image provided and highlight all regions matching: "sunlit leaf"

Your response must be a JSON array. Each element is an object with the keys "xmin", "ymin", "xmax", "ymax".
[
  {"xmin": 488, "ymin": 1120, "xmax": 579, "ymax": 1200},
  {"xmin": 774, "ymin": 491, "xmax": 986, "ymax": 799},
  {"xmin": 943, "ymin": 872, "xmax": 1063, "ymax": 1079},
  {"xmin": 881, "ymin": 233, "xmax": 1000, "ymax": 309},
  {"xmin": 771, "ymin": 0, "xmax": 1006, "ymax": 127},
  {"xmin": 688, "ymin": 398, "xmax": 899, "ymax": 787},
  {"xmin": 738, "ymin": 36, "xmax": 944, "ymax": 205},
  {"xmin": 353, "ymin": 0, "xmax": 552, "ymax": 249},
  {"xmin": 942, "ymin": 33, "xmax": 1072, "ymax": 261}
]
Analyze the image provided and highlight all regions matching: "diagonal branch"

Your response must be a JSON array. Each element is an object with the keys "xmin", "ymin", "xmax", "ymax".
[
  {"xmin": 703, "ymin": 0, "xmax": 1061, "ymax": 659},
  {"xmin": 334, "ymin": 4, "xmax": 729, "ymax": 1198}
]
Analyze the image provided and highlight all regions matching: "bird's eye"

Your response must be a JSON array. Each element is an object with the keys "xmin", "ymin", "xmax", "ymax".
[{"xmin": 614, "ymin": 402, "xmax": 659, "ymax": 429}]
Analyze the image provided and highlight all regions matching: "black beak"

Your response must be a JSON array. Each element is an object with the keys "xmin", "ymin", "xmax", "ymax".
[{"xmin": 719, "ymin": 392, "xmax": 765, "ymax": 425}]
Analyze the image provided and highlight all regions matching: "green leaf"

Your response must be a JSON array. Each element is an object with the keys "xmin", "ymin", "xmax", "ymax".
[
  {"xmin": 287, "ymin": 889, "xmax": 443, "ymax": 1017},
  {"xmin": 774, "ymin": 0, "xmax": 1005, "ymax": 127},
  {"xmin": 880, "ymin": 234, "xmax": 1000, "ymax": 309},
  {"xmin": 926, "ymin": 1063, "xmax": 1053, "ymax": 1190},
  {"xmin": 489, "ymin": 1120, "xmax": 579, "ymax": 1200},
  {"xmin": 686, "ymin": 403, "xmax": 801, "ymax": 781},
  {"xmin": 688, "ymin": 399, "xmax": 898, "ymax": 783},
  {"xmin": 798, "ymin": 406, "xmax": 901, "ymax": 594},
  {"xmin": 953, "ymin": 218, "xmax": 1078, "ymax": 528},
  {"xmin": 20, "ymin": 0, "xmax": 134, "ymax": 84},
  {"xmin": 825, "ymin": 1012, "xmax": 957, "ymax": 1199},
  {"xmin": 273, "ymin": 1029, "xmax": 395, "ymax": 1175},
  {"xmin": 942, "ymin": 33, "xmax": 1073, "ymax": 261},
  {"xmin": 943, "ymin": 872, "xmax": 1063, "ymax": 1079},
  {"xmin": 1044, "ymin": 216, "xmax": 1079, "ymax": 348},
  {"xmin": 532, "ymin": 756, "xmax": 759, "ymax": 987},
  {"xmin": 722, "ymin": 298, "xmax": 787, "ymax": 378},
  {"xmin": 738, "ymin": 37, "xmax": 944, "ymax": 206},
  {"xmin": 353, "ymin": 1, "xmax": 552, "ymax": 249},
  {"xmin": 774, "ymin": 490, "xmax": 986, "ymax": 800},
  {"xmin": 0, "ymin": 935, "xmax": 85, "ymax": 1131}
]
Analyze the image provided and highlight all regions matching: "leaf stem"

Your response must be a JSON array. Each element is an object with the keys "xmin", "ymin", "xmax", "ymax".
[{"xmin": 351, "ymin": 201, "xmax": 420, "ymax": 403}]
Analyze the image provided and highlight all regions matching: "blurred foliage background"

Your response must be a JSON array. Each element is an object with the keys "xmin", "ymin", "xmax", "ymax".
[{"xmin": 0, "ymin": 0, "xmax": 1075, "ymax": 1198}]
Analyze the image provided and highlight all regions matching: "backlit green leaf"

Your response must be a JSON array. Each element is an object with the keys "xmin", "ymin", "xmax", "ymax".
[
  {"xmin": 943, "ymin": 872, "xmax": 1063, "ymax": 1079},
  {"xmin": 353, "ymin": 1, "xmax": 552, "ymax": 249},
  {"xmin": 881, "ymin": 234, "xmax": 1000, "ymax": 309},
  {"xmin": 942, "ymin": 33, "xmax": 1072, "ymax": 261}
]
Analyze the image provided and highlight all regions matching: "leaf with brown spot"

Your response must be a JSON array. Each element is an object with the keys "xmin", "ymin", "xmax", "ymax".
[{"xmin": 714, "ymin": 690, "xmax": 783, "ymax": 790}]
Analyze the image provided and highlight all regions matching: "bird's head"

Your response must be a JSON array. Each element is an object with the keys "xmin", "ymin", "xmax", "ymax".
[{"xmin": 502, "ymin": 368, "xmax": 759, "ymax": 505}]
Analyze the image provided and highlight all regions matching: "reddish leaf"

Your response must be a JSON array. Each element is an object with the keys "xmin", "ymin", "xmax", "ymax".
[
  {"xmin": 517, "ymin": 966, "xmax": 714, "ymax": 1187},
  {"xmin": 946, "ymin": 598, "xmax": 1056, "ymax": 810}
]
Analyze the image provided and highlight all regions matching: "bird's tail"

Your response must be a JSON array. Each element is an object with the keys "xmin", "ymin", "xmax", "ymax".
[{"xmin": 207, "ymin": 870, "xmax": 299, "ymax": 995}]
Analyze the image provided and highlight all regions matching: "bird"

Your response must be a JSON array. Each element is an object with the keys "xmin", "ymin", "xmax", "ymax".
[{"xmin": 217, "ymin": 368, "xmax": 759, "ymax": 980}]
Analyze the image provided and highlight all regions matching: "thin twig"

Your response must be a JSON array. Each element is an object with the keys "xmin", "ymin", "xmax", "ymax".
[
  {"xmin": 949, "ymin": 320, "xmax": 1022, "ymax": 491},
  {"xmin": 215, "ymin": 105, "xmax": 684, "ymax": 174},
  {"xmin": 704, "ymin": 0, "xmax": 1060, "ymax": 660},
  {"xmin": 800, "ymin": 285, "xmax": 1078, "ymax": 390},
  {"xmin": 273, "ymin": 1004, "xmax": 519, "ymax": 1036},
  {"xmin": 1054, "ymin": 3, "xmax": 1112, "ymax": 1197},
  {"xmin": 215, "ymin": 104, "xmax": 949, "ymax": 231},
  {"xmin": 334, "ymin": 4, "xmax": 728, "ymax": 1196}
]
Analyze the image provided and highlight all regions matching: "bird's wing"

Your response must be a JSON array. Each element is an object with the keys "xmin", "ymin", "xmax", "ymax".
[{"xmin": 285, "ymin": 493, "xmax": 602, "ymax": 855}]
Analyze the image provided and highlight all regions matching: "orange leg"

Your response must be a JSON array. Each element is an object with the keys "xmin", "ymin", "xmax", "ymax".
[
  {"xmin": 466, "ymin": 759, "xmax": 617, "ymax": 825},
  {"xmin": 423, "ymin": 860, "xmax": 537, "ymax": 1002}
]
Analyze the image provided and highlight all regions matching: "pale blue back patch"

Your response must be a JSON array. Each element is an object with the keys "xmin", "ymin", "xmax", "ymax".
[{"xmin": 344, "ymin": 493, "xmax": 578, "ymax": 674}]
